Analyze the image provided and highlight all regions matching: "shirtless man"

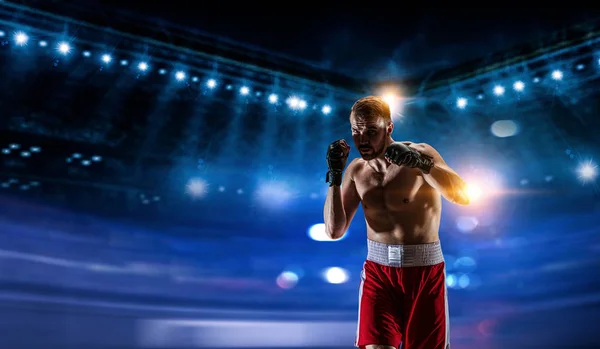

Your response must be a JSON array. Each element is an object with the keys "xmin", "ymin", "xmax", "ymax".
[{"xmin": 323, "ymin": 96, "xmax": 470, "ymax": 349}]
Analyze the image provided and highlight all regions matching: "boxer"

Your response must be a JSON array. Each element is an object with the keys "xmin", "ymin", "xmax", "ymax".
[{"xmin": 323, "ymin": 96, "xmax": 470, "ymax": 349}]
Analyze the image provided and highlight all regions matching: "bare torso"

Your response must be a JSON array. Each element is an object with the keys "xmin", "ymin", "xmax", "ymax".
[{"xmin": 350, "ymin": 146, "xmax": 442, "ymax": 245}]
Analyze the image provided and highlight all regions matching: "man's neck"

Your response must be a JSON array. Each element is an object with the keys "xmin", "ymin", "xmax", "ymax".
[{"xmin": 367, "ymin": 137, "xmax": 394, "ymax": 172}]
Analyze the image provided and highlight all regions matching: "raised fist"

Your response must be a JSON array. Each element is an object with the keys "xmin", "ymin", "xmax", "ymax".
[
  {"xmin": 385, "ymin": 142, "xmax": 434, "ymax": 174},
  {"xmin": 326, "ymin": 139, "xmax": 350, "ymax": 186},
  {"xmin": 326, "ymin": 139, "xmax": 350, "ymax": 172}
]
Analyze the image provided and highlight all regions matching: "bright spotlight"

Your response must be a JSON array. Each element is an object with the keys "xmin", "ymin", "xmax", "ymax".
[
  {"xmin": 308, "ymin": 223, "xmax": 341, "ymax": 241},
  {"xmin": 493, "ymin": 85, "xmax": 505, "ymax": 96},
  {"xmin": 465, "ymin": 183, "xmax": 483, "ymax": 203},
  {"xmin": 137, "ymin": 62, "xmax": 149, "ymax": 71},
  {"xmin": 323, "ymin": 267, "xmax": 349, "ymax": 284},
  {"xmin": 57, "ymin": 42, "xmax": 71, "ymax": 55},
  {"xmin": 268, "ymin": 94, "xmax": 278, "ymax": 104},
  {"xmin": 551, "ymin": 70, "xmax": 563, "ymax": 81},
  {"xmin": 206, "ymin": 79, "xmax": 217, "ymax": 89},
  {"xmin": 175, "ymin": 71, "xmax": 186, "ymax": 81},
  {"xmin": 240, "ymin": 86, "xmax": 250, "ymax": 95},
  {"xmin": 462, "ymin": 171, "xmax": 502, "ymax": 204},
  {"xmin": 120, "ymin": 60, "xmax": 128, "ymax": 66},
  {"xmin": 0, "ymin": 31, "xmax": 5, "ymax": 37},
  {"xmin": 287, "ymin": 97, "xmax": 300, "ymax": 108},
  {"xmin": 513, "ymin": 81, "xmax": 525, "ymax": 91},
  {"xmin": 185, "ymin": 178, "xmax": 209, "ymax": 199},
  {"xmin": 101, "ymin": 54, "xmax": 112, "ymax": 64},
  {"xmin": 456, "ymin": 97, "xmax": 467, "ymax": 109},
  {"xmin": 287, "ymin": 96, "xmax": 307, "ymax": 110},
  {"xmin": 577, "ymin": 161, "xmax": 597, "ymax": 183},
  {"xmin": 321, "ymin": 105, "xmax": 332, "ymax": 114},
  {"xmin": 381, "ymin": 93, "xmax": 404, "ymax": 118},
  {"xmin": 382, "ymin": 93, "xmax": 398, "ymax": 107},
  {"xmin": 14, "ymin": 31, "xmax": 29, "ymax": 46},
  {"xmin": 39, "ymin": 41, "xmax": 48, "ymax": 47}
]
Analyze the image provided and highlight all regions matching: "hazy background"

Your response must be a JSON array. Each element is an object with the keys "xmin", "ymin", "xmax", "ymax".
[{"xmin": 0, "ymin": 2, "xmax": 599, "ymax": 348}]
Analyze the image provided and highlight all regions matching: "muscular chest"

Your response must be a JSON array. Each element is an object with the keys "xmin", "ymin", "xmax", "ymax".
[{"xmin": 355, "ymin": 166, "xmax": 424, "ymax": 210}]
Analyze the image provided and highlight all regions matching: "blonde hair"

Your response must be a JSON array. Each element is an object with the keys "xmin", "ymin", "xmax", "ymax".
[{"xmin": 350, "ymin": 96, "xmax": 392, "ymax": 124}]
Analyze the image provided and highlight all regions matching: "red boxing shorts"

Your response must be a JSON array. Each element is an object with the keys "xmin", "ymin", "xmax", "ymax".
[{"xmin": 355, "ymin": 240, "xmax": 450, "ymax": 349}]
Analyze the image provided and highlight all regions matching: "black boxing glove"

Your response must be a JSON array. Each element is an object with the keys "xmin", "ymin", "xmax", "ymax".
[
  {"xmin": 385, "ymin": 142, "xmax": 434, "ymax": 174},
  {"xmin": 326, "ymin": 140, "xmax": 350, "ymax": 187}
]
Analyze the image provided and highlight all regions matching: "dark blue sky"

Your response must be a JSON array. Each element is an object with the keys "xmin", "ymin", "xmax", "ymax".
[{"xmin": 99, "ymin": 1, "xmax": 590, "ymax": 80}]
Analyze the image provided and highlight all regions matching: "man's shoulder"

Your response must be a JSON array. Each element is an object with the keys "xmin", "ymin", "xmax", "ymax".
[
  {"xmin": 348, "ymin": 157, "xmax": 364, "ymax": 169},
  {"xmin": 350, "ymin": 155, "xmax": 374, "ymax": 163},
  {"xmin": 400, "ymin": 141, "xmax": 432, "ymax": 152},
  {"xmin": 346, "ymin": 158, "xmax": 364, "ymax": 176}
]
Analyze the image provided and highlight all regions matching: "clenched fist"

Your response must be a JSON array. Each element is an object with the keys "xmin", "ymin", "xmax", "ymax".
[
  {"xmin": 326, "ymin": 139, "xmax": 350, "ymax": 186},
  {"xmin": 385, "ymin": 142, "xmax": 434, "ymax": 174}
]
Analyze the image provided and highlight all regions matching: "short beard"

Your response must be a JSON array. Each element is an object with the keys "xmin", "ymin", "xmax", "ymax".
[{"xmin": 361, "ymin": 143, "xmax": 386, "ymax": 160}]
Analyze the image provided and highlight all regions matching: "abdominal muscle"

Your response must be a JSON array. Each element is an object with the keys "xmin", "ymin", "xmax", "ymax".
[
  {"xmin": 363, "ymin": 207, "xmax": 442, "ymax": 245},
  {"xmin": 354, "ymin": 163, "xmax": 443, "ymax": 245}
]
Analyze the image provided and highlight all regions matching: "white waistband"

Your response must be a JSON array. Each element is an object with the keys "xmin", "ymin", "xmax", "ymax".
[{"xmin": 366, "ymin": 239, "xmax": 444, "ymax": 267}]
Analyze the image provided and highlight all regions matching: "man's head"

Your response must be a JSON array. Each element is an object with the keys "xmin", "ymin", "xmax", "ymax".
[{"xmin": 349, "ymin": 96, "xmax": 394, "ymax": 160}]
